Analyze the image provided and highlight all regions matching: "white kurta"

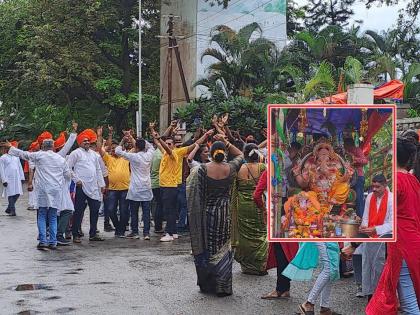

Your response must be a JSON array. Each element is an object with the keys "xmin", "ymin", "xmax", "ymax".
[
  {"xmin": 28, "ymin": 133, "xmax": 77, "ymax": 211},
  {"xmin": 115, "ymin": 142, "xmax": 154, "ymax": 202},
  {"xmin": 57, "ymin": 133, "xmax": 77, "ymax": 158},
  {"xmin": 362, "ymin": 190, "xmax": 393, "ymax": 236},
  {"xmin": 9, "ymin": 147, "xmax": 71, "ymax": 209},
  {"xmin": 28, "ymin": 161, "xmax": 38, "ymax": 208},
  {"xmin": 0, "ymin": 154, "xmax": 24, "ymax": 198},
  {"xmin": 56, "ymin": 156, "xmax": 75, "ymax": 213},
  {"xmin": 67, "ymin": 148, "xmax": 105, "ymax": 201},
  {"xmin": 56, "ymin": 133, "xmax": 77, "ymax": 213}
]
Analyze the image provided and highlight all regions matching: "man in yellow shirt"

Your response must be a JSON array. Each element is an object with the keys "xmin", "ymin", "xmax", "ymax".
[
  {"xmin": 150, "ymin": 126, "xmax": 213, "ymax": 242},
  {"xmin": 97, "ymin": 128, "xmax": 130, "ymax": 237}
]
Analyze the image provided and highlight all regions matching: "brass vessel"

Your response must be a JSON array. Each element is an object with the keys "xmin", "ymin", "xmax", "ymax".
[{"xmin": 340, "ymin": 220, "xmax": 360, "ymax": 238}]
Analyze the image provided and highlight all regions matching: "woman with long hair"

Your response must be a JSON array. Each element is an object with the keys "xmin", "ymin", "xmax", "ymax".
[
  {"xmin": 187, "ymin": 134, "xmax": 243, "ymax": 297},
  {"xmin": 232, "ymin": 143, "xmax": 268, "ymax": 275},
  {"xmin": 366, "ymin": 137, "xmax": 420, "ymax": 314}
]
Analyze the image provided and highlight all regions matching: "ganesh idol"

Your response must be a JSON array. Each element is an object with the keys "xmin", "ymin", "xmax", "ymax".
[{"xmin": 283, "ymin": 138, "xmax": 355, "ymax": 237}]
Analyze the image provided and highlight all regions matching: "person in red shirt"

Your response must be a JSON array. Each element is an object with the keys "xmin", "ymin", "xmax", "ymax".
[
  {"xmin": 365, "ymin": 137, "xmax": 420, "ymax": 314},
  {"xmin": 253, "ymin": 169, "xmax": 298, "ymax": 299}
]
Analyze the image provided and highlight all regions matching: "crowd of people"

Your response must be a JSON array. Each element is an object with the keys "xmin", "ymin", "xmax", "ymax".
[{"xmin": 0, "ymin": 119, "xmax": 419, "ymax": 314}]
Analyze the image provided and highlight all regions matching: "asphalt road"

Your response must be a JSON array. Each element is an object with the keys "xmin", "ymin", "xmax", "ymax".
[{"xmin": 0, "ymin": 192, "xmax": 368, "ymax": 315}]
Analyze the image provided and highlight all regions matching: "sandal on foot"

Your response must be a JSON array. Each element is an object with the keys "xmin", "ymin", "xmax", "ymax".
[
  {"xmin": 299, "ymin": 303, "xmax": 315, "ymax": 315},
  {"xmin": 261, "ymin": 290, "xmax": 290, "ymax": 300}
]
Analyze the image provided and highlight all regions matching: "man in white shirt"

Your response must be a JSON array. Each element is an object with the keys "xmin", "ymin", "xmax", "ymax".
[
  {"xmin": 67, "ymin": 129, "xmax": 106, "ymax": 243},
  {"xmin": 115, "ymin": 134, "xmax": 154, "ymax": 240},
  {"xmin": 0, "ymin": 141, "xmax": 24, "ymax": 216},
  {"xmin": 7, "ymin": 139, "xmax": 71, "ymax": 250},
  {"xmin": 54, "ymin": 122, "xmax": 78, "ymax": 246},
  {"xmin": 360, "ymin": 174, "xmax": 393, "ymax": 237},
  {"xmin": 343, "ymin": 174, "xmax": 393, "ymax": 299}
]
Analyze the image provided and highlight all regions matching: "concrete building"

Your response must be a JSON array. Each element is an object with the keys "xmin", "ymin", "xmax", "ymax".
[{"xmin": 159, "ymin": 0, "xmax": 287, "ymax": 130}]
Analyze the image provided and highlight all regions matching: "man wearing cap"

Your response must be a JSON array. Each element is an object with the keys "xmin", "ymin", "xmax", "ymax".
[
  {"xmin": 0, "ymin": 141, "xmax": 24, "ymax": 216},
  {"xmin": 67, "ymin": 129, "xmax": 106, "ymax": 243},
  {"xmin": 6, "ymin": 139, "xmax": 71, "ymax": 250}
]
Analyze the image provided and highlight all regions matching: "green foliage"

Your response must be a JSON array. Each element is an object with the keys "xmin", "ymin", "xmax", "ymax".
[
  {"xmin": 142, "ymin": 94, "xmax": 160, "ymax": 123},
  {"xmin": 304, "ymin": 62, "xmax": 336, "ymax": 99},
  {"xmin": 174, "ymin": 96, "xmax": 267, "ymax": 139},
  {"xmin": 343, "ymin": 56, "xmax": 364, "ymax": 85},
  {"xmin": 403, "ymin": 63, "xmax": 420, "ymax": 110},
  {"xmin": 0, "ymin": 0, "xmax": 140, "ymax": 139},
  {"xmin": 195, "ymin": 23, "xmax": 281, "ymax": 97},
  {"xmin": 407, "ymin": 108, "xmax": 420, "ymax": 118}
]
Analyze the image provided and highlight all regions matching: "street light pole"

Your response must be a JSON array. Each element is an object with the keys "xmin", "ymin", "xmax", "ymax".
[{"xmin": 137, "ymin": 0, "xmax": 142, "ymax": 138}]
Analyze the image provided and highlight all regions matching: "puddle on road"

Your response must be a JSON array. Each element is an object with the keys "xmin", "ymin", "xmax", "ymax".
[
  {"xmin": 91, "ymin": 281, "xmax": 114, "ymax": 285},
  {"xmin": 12, "ymin": 284, "xmax": 53, "ymax": 291},
  {"xmin": 17, "ymin": 311, "xmax": 40, "ymax": 315}
]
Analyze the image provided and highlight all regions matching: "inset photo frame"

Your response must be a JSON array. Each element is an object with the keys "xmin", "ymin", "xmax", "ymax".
[{"xmin": 267, "ymin": 104, "xmax": 396, "ymax": 242}]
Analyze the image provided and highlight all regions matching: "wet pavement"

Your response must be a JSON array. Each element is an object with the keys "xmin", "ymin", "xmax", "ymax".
[{"xmin": 0, "ymin": 192, "xmax": 367, "ymax": 315}]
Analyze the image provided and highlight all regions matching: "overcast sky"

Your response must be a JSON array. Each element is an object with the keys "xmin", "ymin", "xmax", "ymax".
[{"xmin": 295, "ymin": 0, "xmax": 410, "ymax": 32}]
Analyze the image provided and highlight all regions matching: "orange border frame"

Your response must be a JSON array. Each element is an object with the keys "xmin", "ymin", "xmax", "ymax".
[{"xmin": 267, "ymin": 104, "xmax": 397, "ymax": 243}]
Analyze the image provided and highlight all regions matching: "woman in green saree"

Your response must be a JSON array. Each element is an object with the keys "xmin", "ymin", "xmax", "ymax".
[{"xmin": 232, "ymin": 143, "xmax": 268, "ymax": 275}]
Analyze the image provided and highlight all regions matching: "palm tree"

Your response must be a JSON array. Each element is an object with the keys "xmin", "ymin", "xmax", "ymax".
[
  {"xmin": 294, "ymin": 25, "xmax": 363, "ymax": 70},
  {"xmin": 194, "ymin": 22, "xmax": 279, "ymax": 97},
  {"xmin": 303, "ymin": 61, "xmax": 336, "ymax": 100},
  {"xmin": 363, "ymin": 30, "xmax": 400, "ymax": 82},
  {"xmin": 403, "ymin": 62, "xmax": 420, "ymax": 109},
  {"xmin": 337, "ymin": 56, "xmax": 365, "ymax": 92}
]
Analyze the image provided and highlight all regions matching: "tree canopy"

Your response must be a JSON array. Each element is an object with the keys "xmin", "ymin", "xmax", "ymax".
[{"xmin": 0, "ymin": 0, "xmax": 140, "ymax": 141}]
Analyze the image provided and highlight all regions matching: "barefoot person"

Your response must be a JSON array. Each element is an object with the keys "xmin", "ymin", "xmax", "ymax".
[
  {"xmin": 254, "ymin": 168, "xmax": 299, "ymax": 300},
  {"xmin": 188, "ymin": 135, "xmax": 243, "ymax": 297}
]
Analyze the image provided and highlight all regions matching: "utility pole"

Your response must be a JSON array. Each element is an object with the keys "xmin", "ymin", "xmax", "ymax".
[
  {"xmin": 159, "ymin": 14, "xmax": 191, "ymax": 127},
  {"xmin": 137, "ymin": 0, "xmax": 142, "ymax": 137}
]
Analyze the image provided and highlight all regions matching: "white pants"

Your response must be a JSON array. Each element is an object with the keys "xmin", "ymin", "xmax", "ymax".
[{"xmin": 308, "ymin": 243, "xmax": 332, "ymax": 308}]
